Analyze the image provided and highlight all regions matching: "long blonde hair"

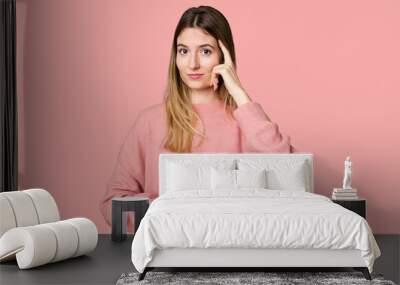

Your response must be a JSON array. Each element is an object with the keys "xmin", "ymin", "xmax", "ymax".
[{"xmin": 163, "ymin": 6, "xmax": 238, "ymax": 153}]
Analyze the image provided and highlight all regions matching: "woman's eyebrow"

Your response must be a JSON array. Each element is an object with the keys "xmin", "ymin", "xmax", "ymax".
[{"xmin": 177, "ymin": 43, "xmax": 215, "ymax": 49}]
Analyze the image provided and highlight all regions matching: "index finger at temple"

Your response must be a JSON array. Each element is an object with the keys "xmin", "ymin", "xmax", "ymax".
[{"xmin": 218, "ymin": 40, "xmax": 233, "ymax": 66}]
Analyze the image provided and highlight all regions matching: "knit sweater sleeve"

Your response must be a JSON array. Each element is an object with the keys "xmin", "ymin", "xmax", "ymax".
[
  {"xmin": 99, "ymin": 112, "xmax": 149, "ymax": 227},
  {"xmin": 233, "ymin": 101, "xmax": 293, "ymax": 153}
]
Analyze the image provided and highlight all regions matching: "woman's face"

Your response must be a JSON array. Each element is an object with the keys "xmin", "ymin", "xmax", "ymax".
[{"xmin": 176, "ymin": 27, "xmax": 222, "ymax": 90}]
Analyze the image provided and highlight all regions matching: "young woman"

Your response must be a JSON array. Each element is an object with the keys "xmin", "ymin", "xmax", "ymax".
[{"xmin": 100, "ymin": 6, "xmax": 294, "ymax": 226}]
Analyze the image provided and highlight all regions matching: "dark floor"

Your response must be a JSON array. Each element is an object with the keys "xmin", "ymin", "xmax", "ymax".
[{"xmin": 0, "ymin": 234, "xmax": 398, "ymax": 285}]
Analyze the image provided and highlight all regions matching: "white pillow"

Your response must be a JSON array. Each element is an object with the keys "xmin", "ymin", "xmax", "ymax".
[
  {"xmin": 211, "ymin": 168, "xmax": 236, "ymax": 190},
  {"xmin": 238, "ymin": 159, "xmax": 308, "ymax": 191},
  {"xmin": 237, "ymin": 169, "xmax": 268, "ymax": 188},
  {"xmin": 166, "ymin": 160, "xmax": 235, "ymax": 192},
  {"xmin": 211, "ymin": 168, "xmax": 268, "ymax": 190}
]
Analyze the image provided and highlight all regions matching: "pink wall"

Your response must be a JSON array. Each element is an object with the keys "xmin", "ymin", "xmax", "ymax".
[{"xmin": 16, "ymin": 0, "xmax": 400, "ymax": 234}]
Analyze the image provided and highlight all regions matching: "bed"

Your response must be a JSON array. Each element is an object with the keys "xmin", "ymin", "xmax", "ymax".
[{"xmin": 130, "ymin": 153, "xmax": 381, "ymax": 281}]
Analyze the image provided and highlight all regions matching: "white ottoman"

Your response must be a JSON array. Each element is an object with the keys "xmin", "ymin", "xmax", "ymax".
[{"xmin": 0, "ymin": 189, "xmax": 98, "ymax": 269}]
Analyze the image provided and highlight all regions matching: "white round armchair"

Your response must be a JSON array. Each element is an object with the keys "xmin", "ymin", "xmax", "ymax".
[{"xmin": 0, "ymin": 188, "xmax": 98, "ymax": 269}]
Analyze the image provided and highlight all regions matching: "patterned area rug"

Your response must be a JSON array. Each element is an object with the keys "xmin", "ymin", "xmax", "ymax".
[{"xmin": 116, "ymin": 271, "xmax": 396, "ymax": 285}]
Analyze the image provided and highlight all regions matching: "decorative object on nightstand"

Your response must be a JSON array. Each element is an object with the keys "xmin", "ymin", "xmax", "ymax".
[
  {"xmin": 332, "ymin": 198, "xmax": 366, "ymax": 219},
  {"xmin": 332, "ymin": 187, "xmax": 358, "ymax": 200},
  {"xmin": 342, "ymin": 156, "xmax": 353, "ymax": 189},
  {"xmin": 112, "ymin": 197, "xmax": 149, "ymax": 242},
  {"xmin": 332, "ymin": 156, "xmax": 359, "ymax": 200}
]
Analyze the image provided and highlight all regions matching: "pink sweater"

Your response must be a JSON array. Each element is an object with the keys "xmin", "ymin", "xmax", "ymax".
[{"xmin": 99, "ymin": 100, "xmax": 294, "ymax": 226}]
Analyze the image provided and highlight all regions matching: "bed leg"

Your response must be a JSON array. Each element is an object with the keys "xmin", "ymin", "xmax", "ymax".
[
  {"xmin": 138, "ymin": 268, "xmax": 148, "ymax": 281},
  {"xmin": 354, "ymin": 267, "xmax": 371, "ymax": 280}
]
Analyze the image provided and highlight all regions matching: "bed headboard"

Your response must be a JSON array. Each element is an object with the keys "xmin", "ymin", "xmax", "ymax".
[{"xmin": 159, "ymin": 153, "xmax": 314, "ymax": 195}]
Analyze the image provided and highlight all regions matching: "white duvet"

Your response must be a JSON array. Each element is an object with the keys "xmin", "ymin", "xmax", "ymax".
[{"xmin": 131, "ymin": 189, "xmax": 381, "ymax": 273}]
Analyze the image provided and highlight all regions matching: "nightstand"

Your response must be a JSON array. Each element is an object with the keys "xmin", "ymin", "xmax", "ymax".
[
  {"xmin": 111, "ymin": 197, "xmax": 149, "ymax": 242},
  {"xmin": 332, "ymin": 198, "xmax": 366, "ymax": 218}
]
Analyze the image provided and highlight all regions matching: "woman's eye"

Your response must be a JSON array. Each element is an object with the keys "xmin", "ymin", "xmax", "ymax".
[
  {"xmin": 177, "ymin": 49, "xmax": 212, "ymax": 56},
  {"xmin": 202, "ymin": 49, "xmax": 212, "ymax": 55},
  {"xmin": 178, "ymin": 49, "xmax": 187, "ymax": 55}
]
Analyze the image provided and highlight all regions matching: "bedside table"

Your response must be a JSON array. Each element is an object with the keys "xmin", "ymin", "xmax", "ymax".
[
  {"xmin": 332, "ymin": 198, "xmax": 366, "ymax": 218},
  {"xmin": 112, "ymin": 197, "xmax": 149, "ymax": 242}
]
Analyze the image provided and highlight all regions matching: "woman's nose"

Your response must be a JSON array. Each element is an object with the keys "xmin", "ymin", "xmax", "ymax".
[{"xmin": 189, "ymin": 54, "xmax": 200, "ymax": 69}]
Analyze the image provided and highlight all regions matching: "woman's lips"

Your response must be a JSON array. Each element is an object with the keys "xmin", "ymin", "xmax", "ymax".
[{"xmin": 188, "ymin": 74, "xmax": 204, "ymax": 80}]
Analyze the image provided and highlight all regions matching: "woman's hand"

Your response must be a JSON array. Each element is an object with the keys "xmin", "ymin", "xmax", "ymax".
[{"xmin": 210, "ymin": 40, "xmax": 251, "ymax": 106}]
